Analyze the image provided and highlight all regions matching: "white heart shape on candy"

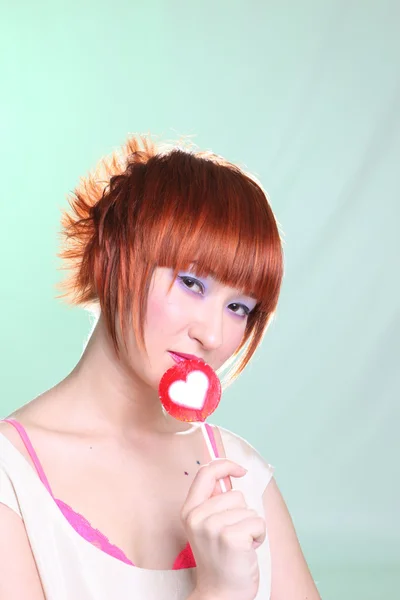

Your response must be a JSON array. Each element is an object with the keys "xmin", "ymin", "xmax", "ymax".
[{"xmin": 168, "ymin": 370, "xmax": 209, "ymax": 410}]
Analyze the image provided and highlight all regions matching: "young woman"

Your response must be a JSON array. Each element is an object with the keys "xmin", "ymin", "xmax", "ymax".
[{"xmin": 0, "ymin": 135, "xmax": 321, "ymax": 599}]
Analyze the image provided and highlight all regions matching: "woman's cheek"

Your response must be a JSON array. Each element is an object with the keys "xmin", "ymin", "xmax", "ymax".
[
  {"xmin": 227, "ymin": 327, "xmax": 246, "ymax": 356},
  {"xmin": 146, "ymin": 291, "xmax": 181, "ymax": 333},
  {"xmin": 148, "ymin": 296, "xmax": 165, "ymax": 325}
]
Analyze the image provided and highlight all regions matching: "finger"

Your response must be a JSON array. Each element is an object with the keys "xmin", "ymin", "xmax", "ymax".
[
  {"xmin": 182, "ymin": 459, "xmax": 247, "ymax": 518},
  {"xmin": 202, "ymin": 508, "xmax": 260, "ymax": 535},
  {"xmin": 186, "ymin": 489, "xmax": 248, "ymax": 528},
  {"xmin": 222, "ymin": 516, "xmax": 267, "ymax": 549},
  {"xmin": 211, "ymin": 474, "xmax": 233, "ymax": 497},
  {"xmin": 197, "ymin": 488, "xmax": 248, "ymax": 519}
]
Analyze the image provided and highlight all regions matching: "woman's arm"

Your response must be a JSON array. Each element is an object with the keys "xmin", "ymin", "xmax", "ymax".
[
  {"xmin": 0, "ymin": 504, "xmax": 46, "ymax": 600},
  {"xmin": 263, "ymin": 478, "xmax": 321, "ymax": 600}
]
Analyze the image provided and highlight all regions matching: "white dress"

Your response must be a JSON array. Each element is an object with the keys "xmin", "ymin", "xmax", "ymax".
[{"xmin": 0, "ymin": 425, "xmax": 274, "ymax": 600}]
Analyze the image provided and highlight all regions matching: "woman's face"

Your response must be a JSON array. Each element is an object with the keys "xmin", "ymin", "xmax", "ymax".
[{"xmin": 120, "ymin": 265, "xmax": 258, "ymax": 392}]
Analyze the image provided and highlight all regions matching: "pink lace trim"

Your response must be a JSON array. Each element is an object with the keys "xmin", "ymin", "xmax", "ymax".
[{"xmin": 56, "ymin": 498, "xmax": 134, "ymax": 565}]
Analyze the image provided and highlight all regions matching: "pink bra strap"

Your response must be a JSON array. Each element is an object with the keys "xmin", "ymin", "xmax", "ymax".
[
  {"xmin": 204, "ymin": 423, "xmax": 220, "ymax": 458},
  {"xmin": 1, "ymin": 418, "xmax": 54, "ymax": 496}
]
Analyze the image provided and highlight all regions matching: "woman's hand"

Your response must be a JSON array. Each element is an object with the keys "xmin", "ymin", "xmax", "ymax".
[{"xmin": 181, "ymin": 458, "xmax": 266, "ymax": 600}]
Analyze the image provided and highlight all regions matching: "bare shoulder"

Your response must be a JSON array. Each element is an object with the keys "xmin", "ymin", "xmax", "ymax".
[
  {"xmin": 0, "ymin": 400, "xmax": 52, "ymax": 470},
  {"xmin": 0, "ymin": 418, "xmax": 32, "ymax": 471},
  {"xmin": 0, "ymin": 410, "xmax": 28, "ymax": 442}
]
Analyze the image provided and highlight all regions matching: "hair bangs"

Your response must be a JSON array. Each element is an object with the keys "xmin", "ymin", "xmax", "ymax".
[{"xmin": 140, "ymin": 150, "xmax": 283, "ymax": 315}]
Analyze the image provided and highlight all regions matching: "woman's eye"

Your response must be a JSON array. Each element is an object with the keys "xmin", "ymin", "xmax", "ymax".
[
  {"xmin": 178, "ymin": 275, "xmax": 251, "ymax": 318},
  {"xmin": 178, "ymin": 275, "xmax": 204, "ymax": 294},
  {"xmin": 229, "ymin": 303, "xmax": 250, "ymax": 318}
]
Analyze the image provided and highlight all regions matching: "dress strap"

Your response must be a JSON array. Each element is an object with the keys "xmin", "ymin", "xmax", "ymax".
[{"xmin": 1, "ymin": 418, "xmax": 54, "ymax": 496}]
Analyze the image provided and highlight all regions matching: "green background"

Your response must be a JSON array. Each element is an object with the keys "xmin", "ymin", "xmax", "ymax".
[{"xmin": 1, "ymin": 1, "xmax": 399, "ymax": 597}]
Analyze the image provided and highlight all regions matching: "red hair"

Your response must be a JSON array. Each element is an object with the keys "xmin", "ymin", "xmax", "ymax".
[{"xmin": 56, "ymin": 134, "xmax": 284, "ymax": 388}]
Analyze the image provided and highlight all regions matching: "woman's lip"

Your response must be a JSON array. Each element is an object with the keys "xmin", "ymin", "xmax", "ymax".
[{"xmin": 168, "ymin": 351, "xmax": 203, "ymax": 363}]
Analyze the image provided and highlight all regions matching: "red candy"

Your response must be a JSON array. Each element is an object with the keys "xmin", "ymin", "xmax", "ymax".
[{"xmin": 159, "ymin": 358, "xmax": 221, "ymax": 423}]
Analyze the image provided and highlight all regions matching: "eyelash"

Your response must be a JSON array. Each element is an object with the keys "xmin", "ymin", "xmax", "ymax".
[{"xmin": 177, "ymin": 275, "xmax": 251, "ymax": 318}]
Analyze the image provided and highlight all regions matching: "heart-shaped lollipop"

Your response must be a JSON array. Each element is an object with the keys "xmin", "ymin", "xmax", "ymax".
[{"xmin": 159, "ymin": 358, "xmax": 221, "ymax": 423}]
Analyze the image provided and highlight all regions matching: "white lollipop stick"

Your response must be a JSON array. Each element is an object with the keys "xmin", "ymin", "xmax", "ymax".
[
  {"xmin": 200, "ymin": 422, "xmax": 227, "ymax": 493},
  {"xmin": 166, "ymin": 363, "xmax": 227, "ymax": 492}
]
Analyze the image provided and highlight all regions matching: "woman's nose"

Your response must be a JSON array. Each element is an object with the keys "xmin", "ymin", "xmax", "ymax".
[{"xmin": 188, "ymin": 307, "xmax": 224, "ymax": 351}]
